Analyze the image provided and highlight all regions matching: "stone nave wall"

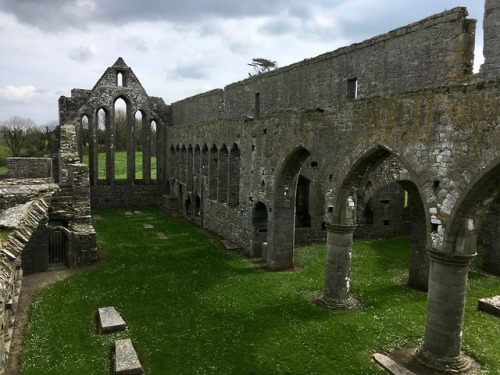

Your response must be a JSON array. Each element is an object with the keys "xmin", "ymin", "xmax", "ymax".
[{"xmin": 172, "ymin": 7, "xmax": 475, "ymax": 126}]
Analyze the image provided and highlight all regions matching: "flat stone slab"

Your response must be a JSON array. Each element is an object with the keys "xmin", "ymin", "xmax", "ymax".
[
  {"xmin": 134, "ymin": 211, "xmax": 142, "ymax": 214},
  {"xmin": 98, "ymin": 307, "xmax": 127, "ymax": 334},
  {"xmin": 156, "ymin": 232, "xmax": 168, "ymax": 239},
  {"xmin": 92, "ymin": 215, "xmax": 102, "ymax": 220},
  {"xmin": 372, "ymin": 353, "xmax": 415, "ymax": 375},
  {"xmin": 115, "ymin": 339, "xmax": 144, "ymax": 375},
  {"xmin": 221, "ymin": 239, "xmax": 239, "ymax": 250},
  {"xmin": 143, "ymin": 224, "xmax": 154, "ymax": 229},
  {"xmin": 478, "ymin": 295, "xmax": 500, "ymax": 317},
  {"xmin": 124, "ymin": 211, "xmax": 133, "ymax": 216}
]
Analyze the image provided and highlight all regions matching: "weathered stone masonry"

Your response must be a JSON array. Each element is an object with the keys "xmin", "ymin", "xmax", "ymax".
[{"xmin": 54, "ymin": 2, "xmax": 500, "ymax": 373}]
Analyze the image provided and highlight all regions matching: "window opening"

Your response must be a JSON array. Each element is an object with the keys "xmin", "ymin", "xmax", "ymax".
[
  {"xmin": 255, "ymin": 93, "xmax": 261, "ymax": 118},
  {"xmin": 347, "ymin": 78, "xmax": 358, "ymax": 99}
]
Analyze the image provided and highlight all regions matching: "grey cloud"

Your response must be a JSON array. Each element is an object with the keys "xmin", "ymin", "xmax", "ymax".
[
  {"xmin": 0, "ymin": 0, "xmax": 330, "ymax": 32},
  {"xmin": 170, "ymin": 64, "xmax": 209, "ymax": 80},
  {"xmin": 68, "ymin": 44, "xmax": 97, "ymax": 62}
]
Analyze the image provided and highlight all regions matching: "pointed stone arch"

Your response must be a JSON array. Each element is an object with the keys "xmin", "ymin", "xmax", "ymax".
[
  {"xmin": 321, "ymin": 143, "xmax": 429, "ymax": 309},
  {"xmin": 416, "ymin": 157, "xmax": 500, "ymax": 372},
  {"xmin": 266, "ymin": 145, "xmax": 311, "ymax": 270},
  {"xmin": 218, "ymin": 144, "xmax": 229, "ymax": 203},
  {"xmin": 228, "ymin": 143, "xmax": 241, "ymax": 207}
]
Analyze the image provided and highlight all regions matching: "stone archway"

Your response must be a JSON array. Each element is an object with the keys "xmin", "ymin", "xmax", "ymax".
[
  {"xmin": 320, "ymin": 144, "xmax": 429, "ymax": 308},
  {"xmin": 266, "ymin": 146, "xmax": 311, "ymax": 270}
]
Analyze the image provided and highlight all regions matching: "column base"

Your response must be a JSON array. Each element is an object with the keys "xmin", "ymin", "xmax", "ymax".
[
  {"xmin": 415, "ymin": 346, "xmax": 471, "ymax": 373},
  {"xmin": 315, "ymin": 295, "xmax": 362, "ymax": 310}
]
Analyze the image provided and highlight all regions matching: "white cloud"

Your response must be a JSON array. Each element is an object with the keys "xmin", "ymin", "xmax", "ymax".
[{"xmin": 0, "ymin": 85, "xmax": 36, "ymax": 101}]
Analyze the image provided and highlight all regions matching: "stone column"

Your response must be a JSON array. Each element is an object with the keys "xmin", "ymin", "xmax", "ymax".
[
  {"xmin": 416, "ymin": 249, "xmax": 475, "ymax": 372},
  {"xmin": 318, "ymin": 224, "xmax": 360, "ymax": 309}
]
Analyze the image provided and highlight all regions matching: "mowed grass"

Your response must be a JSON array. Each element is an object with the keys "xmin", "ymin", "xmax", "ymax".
[
  {"xmin": 20, "ymin": 207, "xmax": 500, "ymax": 374},
  {"xmin": 82, "ymin": 150, "xmax": 156, "ymax": 180}
]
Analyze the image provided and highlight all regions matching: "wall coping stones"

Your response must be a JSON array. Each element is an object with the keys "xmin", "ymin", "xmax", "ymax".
[
  {"xmin": 115, "ymin": 339, "xmax": 144, "ymax": 375},
  {"xmin": 478, "ymin": 296, "xmax": 500, "ymax": 317},
  {"xmin": 98, "ymin": 306, "xmax": 127, "ymax": 334}
]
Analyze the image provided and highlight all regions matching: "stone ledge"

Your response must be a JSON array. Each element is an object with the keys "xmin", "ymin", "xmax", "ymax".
[
  {"xmin": 115, "ymin": 339, "xmax": 144, "ymax": 375},
  {"xmin": 98, "ymin": 307, "xmax": 127, "ymax": 334},
  {"xmin": 478, "ymin": 295, "xmax": 500, "ymax": 317}
]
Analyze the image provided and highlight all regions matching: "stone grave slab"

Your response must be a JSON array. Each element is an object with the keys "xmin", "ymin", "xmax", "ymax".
[
  {"xmin": 372, "ymin": 353, "xmax": 415, "ymax": 375},
  {"xmin": 93, "ymin": 215, "xmax": 102, "ymax": 220},
  {"xmin": 98, "ymin": 306, "xmax": 127, "ymax": 334},
  {"xmin": 115, "ymin": 339, "xmax": 144, "ymax": 375},
  {"xmin": 143, "ymin": 224, "xmax": 154, "ymax": 229},
  {"xmin": 124, "ymin": 211, "xmax": 133, "ymax": 216},
  {"xmin": 221, "ymin": 239, "xmax": 239, "ymax": 250},
  {"xmin": 134, "ymin": 211, "xmax": 142, "ymax": 214},
  {"xmin": 156, "ymin": 232, "xmax": 168, "ymax": 240},
  {"xmin": 478, "ymin": 295, "xmax": 500, "ymax": 317}
]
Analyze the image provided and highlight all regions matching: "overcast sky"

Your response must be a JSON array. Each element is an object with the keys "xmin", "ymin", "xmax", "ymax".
[{"xmin": 0, "ymin": 0, "xmax": 486, "ymax": 124}]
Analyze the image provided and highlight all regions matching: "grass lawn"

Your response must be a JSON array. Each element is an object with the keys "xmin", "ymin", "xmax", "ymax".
[
  {"xmin": 20, "ymin": 207, "xmax": 500, "ymax": 374},
  {"xmin": 82, "ymin": 150, "xmax": 157, "ymax": 180}
]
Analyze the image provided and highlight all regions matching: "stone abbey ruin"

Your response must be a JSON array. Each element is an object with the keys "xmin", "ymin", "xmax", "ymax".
[{"xmin": 0, "ymin": 0, "xmax": 499, "ymax": 373}]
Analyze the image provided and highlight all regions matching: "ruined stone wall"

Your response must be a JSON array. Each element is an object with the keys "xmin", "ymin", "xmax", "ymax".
[
  {"xmin": 171, "ymin": 7, "xmax": 475, "ymax": 126},
  {"xmin": 481, "ymin": 0, "xmax": 500, "ymax": 80},
  {"xmin": 166, "ymin": 80, "xmax": 500, "ymax": 255},
  {"xmin": 0, "ymin": 195, "xmax": 53, "ymax": 368}
]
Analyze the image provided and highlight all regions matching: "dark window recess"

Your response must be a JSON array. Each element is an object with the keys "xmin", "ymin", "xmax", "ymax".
[
  {"xmin": 431, "ymin": 223, "xmax": 439, "ymax": 232},
  {"xmin": 383, "ymin": 220, "xmax": 390, "ymax": 226},
  {"xmin": 433, "ymin": 180, "xmax": 440, "ymax": 189},
  {"xmin": 311, "ymin": 161, "xmax": 318, "ymax": 168},
  {"xmin": 380, "ymin": 199, "xmax": 390, "ymax": 204},
  {"xmin": 347, "ymin": 78, "xmax": 358, "ymax": 99}
]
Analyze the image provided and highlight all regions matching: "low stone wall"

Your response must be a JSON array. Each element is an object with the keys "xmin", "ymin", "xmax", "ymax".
[
  {"xmin": 91, "ymin": 184, "xmax": 165, "ymax": 208},
  {"xmin": 6, "ymin": 158, "xmax": 52, "ymax": 179}
]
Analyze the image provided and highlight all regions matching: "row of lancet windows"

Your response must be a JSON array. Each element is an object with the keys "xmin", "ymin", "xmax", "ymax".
[
  {"xmin": 170, "ymin": 143, "xmax": 241, "ymax": 207},
  {"xmin": 78, "ymin": 97, "xmax": 157, "ymax": 183}
]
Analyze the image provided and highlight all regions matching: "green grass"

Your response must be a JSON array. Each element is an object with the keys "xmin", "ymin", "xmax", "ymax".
[
  {"xmin": 20, "ymin": 207, "xmax": 500, "ymax": 374},
  {"xmin": 82, "ymin": 150, "xmax": 157, "ymax": 180}
]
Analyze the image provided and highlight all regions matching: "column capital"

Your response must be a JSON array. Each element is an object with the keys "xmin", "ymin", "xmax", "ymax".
[
  {"xmin": 427, "ymin": 249, "xmax": 476, "ymax": 266},
  {"xmin": 325, "ymin": 223, "xmax": 357, "ymax": 234}
]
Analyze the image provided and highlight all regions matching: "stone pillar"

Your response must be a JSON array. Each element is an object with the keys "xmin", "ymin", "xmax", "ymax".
[
  {"xmin": 266, "ymin": 207, "xmax": 295, "ymax": 271},
  {"xmin": 416, "ymin": 249, "xmax": 475, "ymax": 372},
  {"xmin": 318, "ymin": 224, "xmax": 360, "ymax": 309}
]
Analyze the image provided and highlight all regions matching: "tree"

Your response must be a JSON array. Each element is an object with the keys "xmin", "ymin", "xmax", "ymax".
[
  {"xmin": 248, "ymin": 58, "xmax": 278, "ymax": 76},
  {"xmin": 25, "ymin": 120, "xmax": 58, "ymax": 157},
  {"xmin": 0, "ymin": 116, "xmax": 35, "ymax": 157}
]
